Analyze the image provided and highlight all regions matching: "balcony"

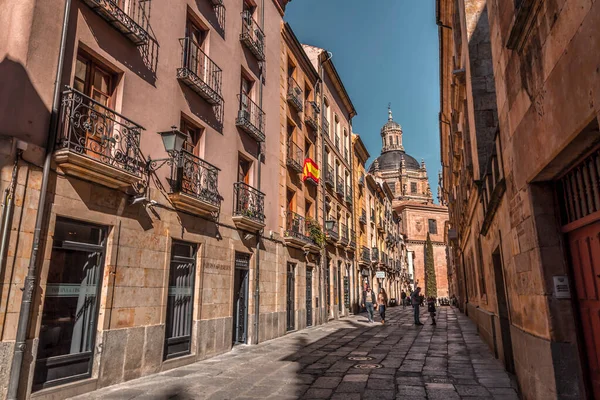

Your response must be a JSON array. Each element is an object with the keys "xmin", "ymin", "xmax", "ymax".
[
  {"xmin": 339, "ymin": 223, "xmax": 349, "ymax": 245},
  {"xmin": 232, "ymin": 182, "xmax": 265, "ymax": 231},
  {"xmin": 304, "ymin": 101, "xmax": 319, "ymax": 131},
  {"xmin": 336, "ymin": 176, "xmax": 344, "ymax": 196},
  {"xmin": 344, "ymin": 149, "xmax": 349, "ymax": 162},
  {"xmin": 325, "ymin": 220, "xmax": 339, "ymax": 243},
  {"xmin": 335, "ymin": 135, "xmax": 340, "ymax": 149},
  {"xmin": 322, "ymin": 116, "xmax": 329, "ymax": 136},
  {"xmin": 287, "ymin": 77, "xmax": 303, "ymax": 112},
  {"xmin": 349, "ymin": 230, "xmax": 356, "ymax": 249},
  {"xmin": 325, "ymin": 165, "xmax": 335, "ymax": 188},
  {"xmin": 377, "ymin": 217, "xmax": 385, "ymax": 233},
  {"xmin": 345, "ymin": 185, "xmax": 352, "ymax": 204},
  {"xmin": 236, "ymin": 93, "xmax": 265, "ymax": 142},
  {"xmin": 240, "ymin": 11, "xmax": 265, "ymax": 61},
  {"xmin": 168, "ymin": 149, "xmax": 221, "ymax": 217},
  {"xmin": 177, "ymin": 38, "xmax": 223, "ymax": 105},
  {"xmin": 359, "ymin": 209, "xmax": 367, "ymax": 225},
  {"xmin": 81, "ymin": 0, "xmax": 150, "ymax": 45},
  {"xmin": 371, "ymin": 248, "xmax": 379, "ymax": 263},
  {"xmin": 361, "ymin": 246, "xmax": 370, "ymax": 264},
  {"xmin": 370, "ymin": 210, "xmax": 375, "ymax": 223},
  {"xmin": 54, "ymin": 88, "xmax": 144, "ymax": 189},
  {"xmin": 286, "ymin": 141, "xmax": 303, "ymax": 173},
  {"xmin": 284, "ymin": 211, "xmax": 311, "ymax": 248}
]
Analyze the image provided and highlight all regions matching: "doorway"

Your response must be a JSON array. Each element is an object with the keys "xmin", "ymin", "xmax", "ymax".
[
  {"xmin": 326, "ymin": 259, "xmax": 331, "ymax": 318},
  {"xmin": 491, "ymin": 247, "xmax": 515, "ymax": 374},
  {"xmin": 233, "ymin": 252, "xmax": 250, "ymax": 344},
  {"xmin": 306, "ymin": 268, "xmax": 313, "ymax": 327},
  {"xmin": 287, "ymin": 263, "xmax": 295, "ymax": 331}
]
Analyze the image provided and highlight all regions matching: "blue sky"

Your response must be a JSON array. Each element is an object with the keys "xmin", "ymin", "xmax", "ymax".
[{"xmin": 285, "ymin": 0, "xmax": 441, "ymax": 201}]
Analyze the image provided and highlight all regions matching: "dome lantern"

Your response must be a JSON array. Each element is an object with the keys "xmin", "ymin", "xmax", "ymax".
[{"xmin": 381, "ymin": 104, "xmax": 404, "ymax": 152}]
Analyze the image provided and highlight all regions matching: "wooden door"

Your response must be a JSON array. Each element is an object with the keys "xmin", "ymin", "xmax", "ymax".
[{"xmin": 568, "ymin": 220, "xmax": 600, "ymax": 398}]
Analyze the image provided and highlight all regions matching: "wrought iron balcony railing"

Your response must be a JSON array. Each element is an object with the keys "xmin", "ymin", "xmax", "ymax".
[
  {"xmin": 344, "ymin": 148, "xmax": 349, "ymax": 162},
  {"xmin": 81, "ymin": 0, "xmax": 151, "ymax": 45},
  {"xmin": 178, "ymin": 37, "xmax": 222, "ymax": 104},
  {"xmin": 361, "ymin": 246, "xmax": 370, "ymax": 263},
  {"xmin": 325, "ymin": 165, "xmax": 335, "ymax": 187},
  {"xmin": 236, "ymin": 93, "xmax": 265, "ymax": 142},
  {"xmin": 335, "ymin": 135, "xmax": 340, "ymax": 149},
  {"xmin": 326, "ymin": 220, "xmax": 339, "ymax": 241},
  {"xmin": 240, "ymin": 11, "xmax": 265, "ymax": 61},
  {"xmin": 287, "ymin": 77, "xmax": 303, "ymax": 111},
  {"xmin": 286, "ymin": 141, "xmax": 303, "ymax": 173},
  {"xmin": 322, "ymin": 116, "xmax": 329, "ymax": 136},
  {"xmin": 345, "ymin": 185, "xmax": 352, "ymax": 204},
  {"xmin": 336, "ymin": 176, "xmax": 344, "ymax": 196},
  {"xmin": 371, "ymin": 247, "xmax": 379, "ymax": 263},
  {"xmin": 340, "ymin": 223, "xmax": 349, "ymax": 245},
  {"xmin": 370, "ymin": 209, "xmax": 375, "ymax": 223},
  {"xmin": 285, "ymin": 211, "xmax": 311, "ymax": 242},
  {"xmin": 55, "ymin": 88, "xmax": 144, "ymax": 182},
  {"xmin": 233, "ymin": 182, "xmax": 265, "ymax": 223},
  {"xmin": 358, "ymin": 173, "xmax": 365, "ymax": 187},
  {"xmin": 304, "ymin": 101, "xmax": 319, "ymax": 131},
  {"xmin": 349, "ymin": 230, "xmax": 356, "ymax": 248},
  {"xmin": 170, "ymin": 149, "xmax": 221, "ymax": 208},
  {"xmin": 359, "ymin": 209, "xmax": 367, "ymax": 224}
]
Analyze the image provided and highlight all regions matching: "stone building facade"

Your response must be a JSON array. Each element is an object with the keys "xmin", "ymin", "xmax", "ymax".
[
  {"xmin": 438, "ymin": 0, "xmax": 600, "ymax": 398},
  {"xmin": 369, "ymin": 110, "xmax": 449, "ymax": 298}
]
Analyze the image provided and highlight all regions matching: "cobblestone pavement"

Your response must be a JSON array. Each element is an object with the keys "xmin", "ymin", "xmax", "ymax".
[{"xmin": 71, "ymin": 307, "xmax": 520, "ymax": 400}]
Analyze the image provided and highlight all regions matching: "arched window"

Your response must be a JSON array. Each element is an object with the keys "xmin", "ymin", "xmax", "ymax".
[
  {"xmin": 383, "ymin": 137, "xmax": 386, "ymax": 146},
  {"xmin": 396, "ymin": 136, "xmax": 399, "ymax": 145}
]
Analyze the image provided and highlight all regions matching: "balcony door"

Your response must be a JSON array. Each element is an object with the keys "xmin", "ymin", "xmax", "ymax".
[
  {"xmin": 185, "ymin": 20, "xmax": 208, "ymax": 82},
  {"xmin": 233, "ymin": 252, "xmax": 250, "ymax": 344},
  {"xmin": 306, "ymin": 268, "xmax": 313, "ymax": 327},
  {"xmin": 286, "ymin": 263, "xmax": 295, "ymax": 331}
]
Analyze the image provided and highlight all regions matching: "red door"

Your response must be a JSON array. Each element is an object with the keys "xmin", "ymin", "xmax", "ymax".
[{"xmin": 568, "ymin": 220, "xmax": 600, "ymax": 398}]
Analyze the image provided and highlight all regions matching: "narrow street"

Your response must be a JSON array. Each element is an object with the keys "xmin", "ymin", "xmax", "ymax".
[{"xmin": 71, "ymin": 307, "xmax": 519, "ymax": 400}]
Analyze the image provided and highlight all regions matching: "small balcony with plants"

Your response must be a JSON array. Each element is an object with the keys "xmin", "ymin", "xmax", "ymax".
[
  {"xmin": 304, "ymin": 101, "xmax": 319, "ymax": 131},
  {"xmin": 177, "ymin": 37, "xmax": 223, "ymax": 105},
  {"xmin": 359, "ymin": 209, "xmax": 367, "ymax": 225},
  {"xmin": 232, "ymin": 182, "xmax": 265, "ymax": 231},
  {"xmin": 240, "ymin": 11, "xmax": 265, "ymax": 60},
  {"xmin": 286, "ymin": 141, "xmax": 303, "ymax": 173},
  {"xmin": 305, "ymin": 218, "xmax": 325, "ymax": 252},
  {"xmin": 287, "ymin": 77, "xmax": 303, "ymax": 112},
  {"xmin": 336, "ymin": 176, "xmax": 344, "ymax": 196},
  {"xmin": 284, "ymin": 211, "xmax": 311, "ymax": 249},
  {"xmin": 236, "ymin": 93, "xmax": 265, "ymax": 142},
  {"xmin": 168, "ymin": 147, "xmax": 222, "ymax": 217},
  {"xmin": 361, "ymin": 246, "xmax": 370, "ymax": 264},
  {"xmin": 54, "ymin": 87, "xmax": 145, "ymax": 189},
  {"xmin": 325, "ymin": 165, "xmax": 335, "ymax": 188},
  {"xmin": 81, "ymin": 0, "xmax": 151, "ymax": 45}
]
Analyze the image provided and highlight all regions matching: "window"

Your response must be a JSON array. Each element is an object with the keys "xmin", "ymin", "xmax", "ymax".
[
  {"xmin": 305, "ymin": 200, "xmax": 313, "ymax": 218},
  {"xmin": 186, "ymin": 18, "xmax": 207, "ymax": 49},
  {"xmin": 238, "ymin": 155, "xmax": 252, "ymax": 184},
  {"xmin": 286, "ymin": 189, "xmax": 296, "ymax": 212},
  {"xmin": 241, "ymin": 74, "xmax": 254, "ymax": 98},
  {"xmin": 428, "ymin": 219, "xmax": 437, "ymax": 234},
  {"xmin": 287, "ymin": 58, "xmax": 295, "ymax": 78},
  {"xmin": 180, "ymin": 117, "xmax": 203, "ymax": 156},
  {"xmin": 411, "ymin": 182, "xmax": 417, "ymax": 193},
  {"xmin": 33, "ymin": 218, "xmax": 107, "ymax": 389}
]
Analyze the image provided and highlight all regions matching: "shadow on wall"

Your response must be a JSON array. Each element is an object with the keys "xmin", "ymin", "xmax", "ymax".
[{"xmin": 0, "ymin": 57, "xmax": 51, "ymax": 147}]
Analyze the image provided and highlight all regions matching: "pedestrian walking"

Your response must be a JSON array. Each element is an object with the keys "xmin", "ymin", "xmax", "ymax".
[
  {"xmin": 362, "ymin": 285, "xmax": 376, "ymax": 323},
  {"xmin": 411, "ymin": 287, "xmax": 423, "ymax": 325},
  {"xmin": 401, "ymin": 291, "xmax": 407, "ymax": 308},
  {"xmin": 378, "ymin": 288, "xmax": 388, "ymax": 324},
  {"xmin": 427, "ymin": 297, "xmax": 437, "ymax": 325}
]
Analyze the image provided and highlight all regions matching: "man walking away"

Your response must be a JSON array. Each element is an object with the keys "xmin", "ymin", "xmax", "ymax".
[
  {"xmin": 362, "ymin": 285, "xmax": 376, "ymax": 323},
  {"xmin": 411, "ymin": 287, "xmax": 423, "ymax": 325},
  {"xmin": 427, "ymin": 297, "xmax": 437, "ymax": 325},
  {"xmin": 401, "ymin": 291, "xmax": 407, "ymax": 308}
]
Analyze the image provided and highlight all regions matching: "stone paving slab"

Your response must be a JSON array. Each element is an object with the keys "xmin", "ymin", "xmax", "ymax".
[{"xmin": 69, "ymin": 307, "xmax": 519, "ymax": 399}]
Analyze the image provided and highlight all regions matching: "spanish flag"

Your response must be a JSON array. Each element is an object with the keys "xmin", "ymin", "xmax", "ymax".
[{"xmin": 303, "ymin": 158, "xmax": 320, "ymax": 183}]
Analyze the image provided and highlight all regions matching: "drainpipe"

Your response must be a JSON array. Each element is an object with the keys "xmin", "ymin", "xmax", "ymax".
[
  {"xmin": 7, "ymin": 0, "xmax": 73, "ymax": 398},
  {"xmin": 348, "ymin": 119, "xmax": 355, "ymax": 314},
  {"xmin": 253, "ymin": 0, "xmax": 265, "ymax": 346},
  {"xmin": 319, "ymin": 50, "xmax": 333, "ymax": 324},
  {"xmin": 0, "ymin": 143, "xmax": 20, "ymax": 278}
]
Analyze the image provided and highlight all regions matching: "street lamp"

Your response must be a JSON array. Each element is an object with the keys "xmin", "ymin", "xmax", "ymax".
[
  {"xmin": 325, "ymin": 220, "xmax": 335, "ymax": 231},
  {"xmin": 159, "ymin": 127, "xmax": 189, "ymax": 156}
]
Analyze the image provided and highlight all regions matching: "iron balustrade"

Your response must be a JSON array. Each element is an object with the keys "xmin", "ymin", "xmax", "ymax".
[
  {"xmin": 286, "ymin": 141, "xmax": 303, "ymax": 173},
  {"xmin": 345, "ymin": 148, "xmax": 348, "ymax": 162},
  {"xmin": 370, "ymin": 209, "xmax": 375, "ymax": 223},
  {"xmin": 56, "ymin": 88, "xmax": 144, "ymax": 177},
  {"xmin": 285, "ymin": 211, "xmax": 310, "ymax": 242},
  {"xmin": 240, "ymin": 11, "xmax": 265, "ymax": 60},
  {"xmin": 371, "ymin": 248, "xmax": 379, "ymax": 262},
  {"xmin": 359, "ymin": 209, "xmax": 367, "ymax": 224},
  {"xmin": 178, "ymin": 37, "xmax": 222, "ymax": 104},
  {"xmin": 340, "ymin": 223, "xmax": 349, "ymax": 244},
  {"xmin": 287, "ymin": 77, "xmax": 303, "ymax": 111},
  {"xmin": 233, "ymin": 182, "xmax": 265, "ymax": 223},
  {"xmin": 172, "ymin": 150, "xmax": 221, "ymax": 207},
  {"xmin": 81, "ymin": 0, "xmax": 151, "ymax": 45},
  {"xmin": 335, "ymin": 135, "xmax": 340, "ymax": 149},
  {"xmin": 349, "ymin": 230, "xmax": 356, "ymax": 248},
  {"xmin": 236, "ymin": 93, "xmax": 265, "ymax": 142},
  {"xmin": 325, "ymin": 165, "xmax": 335, "ymax": 187},
  {"xmin": 322, "ymin": 116, "xmax": 329, "ymax": 136},
  {"xmin": 345, "ymin": 185, "xmax": 352, "ymax": 203},
  {"xmin": 304, "ymin": 101, "xmax": 319, "ymax": 131},
  {"xmin": 361, "ymin": 246, "xmax": 370, "ymax": 262},
  {"xmin": 336, "ymin": 176, "xmax": 344, "ymax": 195},
  {"xmin": 326, "ymin": 221, "xmax": 339, "ymax": 241}
]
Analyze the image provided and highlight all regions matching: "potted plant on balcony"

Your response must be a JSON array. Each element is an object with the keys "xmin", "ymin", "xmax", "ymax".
[{"xmin": 306, "ymin": 218, "xmax": 325, "ymax": 248}]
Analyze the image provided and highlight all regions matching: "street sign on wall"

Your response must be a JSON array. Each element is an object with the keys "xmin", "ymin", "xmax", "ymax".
[{"xmin": 376, "ymin": 271, "xmax": 386, "ymax": 279}]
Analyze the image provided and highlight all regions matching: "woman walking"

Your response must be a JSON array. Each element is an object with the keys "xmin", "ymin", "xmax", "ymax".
[{"xmin": 378, "ymin": 288, "xmax": 388, "ymax": 324}]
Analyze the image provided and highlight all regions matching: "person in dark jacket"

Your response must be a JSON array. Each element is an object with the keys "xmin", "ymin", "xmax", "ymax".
[
  {"xmin": 362, "ymin": 286, "xmax": 376, "ymax": 323},
  {"xmin": 427, "ymin": 297, "xmax": 437, "ymax": 325},
  {"xmin": 410, "ymin": 287, "xmax": 423, "ymax": 325},
  {"xmin": 401, "ymin": 291, "xmax": 407, "ymax": 308}
]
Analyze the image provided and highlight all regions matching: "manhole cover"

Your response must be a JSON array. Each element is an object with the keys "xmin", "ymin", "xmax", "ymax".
[
  {"xmin": 353, "ymin": 364, "xmax": 383, "ymax": 370},
  {"xmin": 347, "ymin": 356, "xmax": 374, "ymax": 361}
]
